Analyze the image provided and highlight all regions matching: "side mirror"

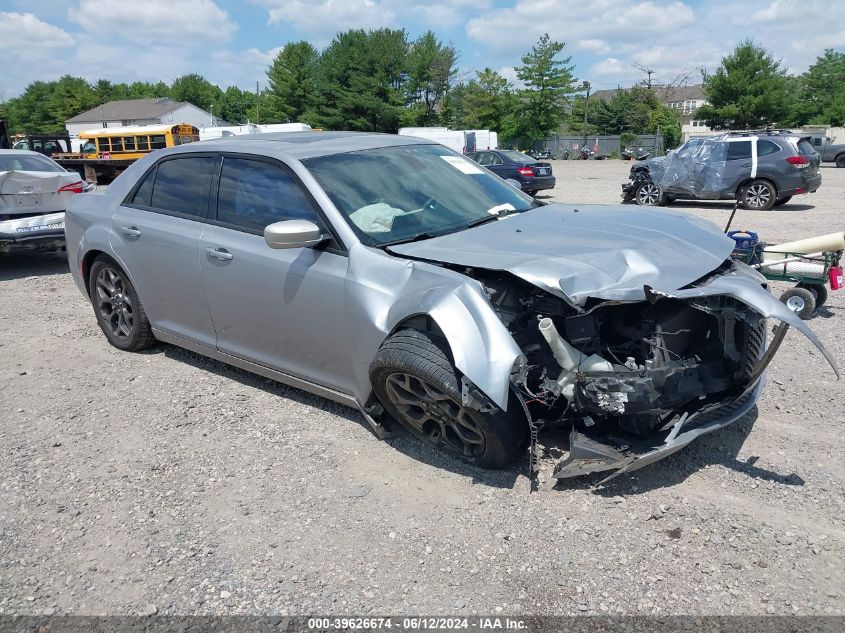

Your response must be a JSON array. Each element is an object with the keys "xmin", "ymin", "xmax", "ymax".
[{"xmin": 264, "ymin": 219, "xmax": 328, "ymax": 249}]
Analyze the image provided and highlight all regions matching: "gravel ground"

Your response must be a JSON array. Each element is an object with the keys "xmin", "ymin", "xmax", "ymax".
[{"xmin": 1, "ymin": 161, "xmax": 843, "ymax": 618}]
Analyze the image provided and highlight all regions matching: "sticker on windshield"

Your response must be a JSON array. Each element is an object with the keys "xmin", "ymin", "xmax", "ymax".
[{"xmin": 439, "ymin": 155, "xmax": 484, "ymax": 174}]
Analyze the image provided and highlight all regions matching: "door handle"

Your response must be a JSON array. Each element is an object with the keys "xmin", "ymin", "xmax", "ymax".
[
  {"xmin": 121, "ymin": 226, "xmax": 141, "ymax": 238},
  {"xmin": 206, "ymin": 247, "xmax": 233, "ymax": 261}
]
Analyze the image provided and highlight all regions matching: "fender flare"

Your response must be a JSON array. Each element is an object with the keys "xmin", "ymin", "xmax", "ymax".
[{"xmin": 383, "ymin": 282, "xmax": 524, "ymax": 411}]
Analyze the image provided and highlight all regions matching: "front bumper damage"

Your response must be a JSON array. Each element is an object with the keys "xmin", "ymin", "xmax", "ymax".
[
  {"xmin": 0, "ymin": 211, "xmax": 66, "ymax": 253},
  {"xmin": 539, "ymin": 269, "xmax": 838, "ymax": 482}
]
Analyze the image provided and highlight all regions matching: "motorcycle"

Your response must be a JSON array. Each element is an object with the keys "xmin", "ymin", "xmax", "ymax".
[
  {"xmin": 622, "ymin": 146, "xmax": 651, "ymax": 161},
  {"xmin": 577, "ymin": 146, "xmax": 593, "ymax": 160}
]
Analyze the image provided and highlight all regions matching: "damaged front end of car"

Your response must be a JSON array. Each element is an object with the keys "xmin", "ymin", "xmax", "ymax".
[{"xmin": 459, "ymin": 262, "xmax": 836, "ymax": 483}]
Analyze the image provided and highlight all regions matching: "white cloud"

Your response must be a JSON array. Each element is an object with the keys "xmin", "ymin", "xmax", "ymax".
[
  {"xmin": 68, "ymin": 0, "xmax": 237, "ymax": 44},
  {"xmin": 590, "ymin": 57, "xmax": 626, "ymax": 78},
  {"xmin": 575, "ymin": 39, "xmax": 611, "ymax": 54},
  {"xmin": 261, "ymin": 0, "xmax": 396, "ymax": 42},
  {"xmin": 466, "ymin": 1, "xmax": 695, "ymax": 52},
  {"xmin": 0, "ymin": 11, "xmax": 75, "ymax": 49}
]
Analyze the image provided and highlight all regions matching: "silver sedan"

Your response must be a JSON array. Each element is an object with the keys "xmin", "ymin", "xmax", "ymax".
[{"xmin": 65, "ymin": 132, "xmax": 837, "ymax": 481}]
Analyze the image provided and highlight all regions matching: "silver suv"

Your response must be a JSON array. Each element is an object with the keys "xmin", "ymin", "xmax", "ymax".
[{"xmin": 623, "ymin": 131, "xmax": 822, "ymax": 210}]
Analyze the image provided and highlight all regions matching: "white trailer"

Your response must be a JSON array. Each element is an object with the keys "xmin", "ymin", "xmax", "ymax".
[
  {"xmin": 199, "ymin": 124, "xmax": 260, "ymax": 141},
  {"xmin": 398, "ymin": 127, "xmax": 479, "ymax": 153},
  {"xmin": 256, "ymin": 123, "xmax": 313, "ymax": 133}
]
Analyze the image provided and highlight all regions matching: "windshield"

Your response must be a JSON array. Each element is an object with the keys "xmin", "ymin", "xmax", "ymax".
[
  {"xmin": 0, "ymin": 153, "xmax": 64, "ymax": 172},
  {"xmin": 498, "ymin": 150, "xmax": 536, "ymax": 164},
  {"xmin": 303, "ymin": 144, "xmax": 537, "ymax": 246}
]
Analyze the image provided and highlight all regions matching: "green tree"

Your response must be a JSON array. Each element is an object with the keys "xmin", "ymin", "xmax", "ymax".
[
  {"xmin": 514, "ymin": 33, "xmax": 577, "ymax": 139},
  {"xmin": 266, "ymin": 41, "xmax": 320, "ymax": 124},
  {"xmin": 217, "ymin": 86, "xmax": 257, "ymax": 124},
  {"xmin": 697, "ymin": 41, "xmax": 791, "ymax": 129},
  {"xmin": 317, "ymin": 28, "xmax": 408, "ymax": 132},
  {"xmin": 796, "ymin": 49, "xmax": 845, "ymax": 125},
  {"xmin": 401, "ymin": 31, "xmax": 457, "ymax": 126},
  {"xmin": 457, "ymin": 68, "xmax": 516, "ymax": 132},
  {"xmin": 169, "ymin": 74, "xmax": 222, "ymax": 111}
]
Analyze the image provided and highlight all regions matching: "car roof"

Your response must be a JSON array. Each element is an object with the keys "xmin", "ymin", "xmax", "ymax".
[
  {"xmin": 0, "ymin": 149, "xmax": 54, "ymax": 157},
  {"xmin": 166, "ymin": 131, "xmax": 435, "ymax": 161}
]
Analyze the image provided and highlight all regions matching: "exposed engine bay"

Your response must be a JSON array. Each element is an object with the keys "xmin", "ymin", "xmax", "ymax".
[{"xmin": 463, "ymin": 267, "xmax": 769, "ymax": 481}]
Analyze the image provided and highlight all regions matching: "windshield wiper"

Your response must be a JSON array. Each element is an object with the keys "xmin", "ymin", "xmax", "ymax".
[
  {"xmin": 465, "ymin": 206, "xmax": 529, "ymax": 228},
  {"xmin": 379, "ymin": 232, "xmax": 440, "ymax": 247}
]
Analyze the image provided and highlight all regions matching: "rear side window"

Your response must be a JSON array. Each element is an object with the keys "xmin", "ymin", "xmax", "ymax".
[
  {"xmin": 725, "ymin": 141, "xmax": 752, "ymax": 160},
  {"xmin": 216, "ymin": 157, "xmax": 320, "ymax": 232},
  {"xmin": 757, "ymin": 140, "xmax": 781, "ymax": 156},
  {"xmin": 150, "ymin": 156, "xmax": 216, "ymax": 217}
]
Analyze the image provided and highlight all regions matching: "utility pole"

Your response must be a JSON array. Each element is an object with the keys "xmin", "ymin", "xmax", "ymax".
[
  {"xmin": 581, "ymin": 80, "xmax": 591, "ymax": 149},
  {"xmin": 209, "ymin": 104, "xmax": 214, "ymax": 126},
  {"xmin": 256, "ymin": 81, "xmax": 260, "ymax": 125},
  {"xmin": 632, "ymin": 62, "xmax": 655, "ymax": 89}
]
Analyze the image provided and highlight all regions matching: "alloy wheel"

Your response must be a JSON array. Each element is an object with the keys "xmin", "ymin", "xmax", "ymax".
[
  {"xmin": 637, "ymin": 183, "xmax": 660, "ymax": 205},
  {"xmin": 95, "ymin": 267, "xmax": 135, "ymax": 340},
  {"xmin": 744, "ymin": 183, "xmax": 772, "ymax": 208},
  {"xmin": 385, "ymin": 372, "xmax": 485, "ymax": 457}
]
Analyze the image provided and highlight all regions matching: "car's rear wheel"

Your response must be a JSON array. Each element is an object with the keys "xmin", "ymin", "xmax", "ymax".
[
  {"xmin": 773, "ymin": 195, "xmax": 793, "ymax": 207},
  {"xmin": 89, "ymin": 255, "xmax": 155, "ymax": 351},
  {"xmin": 740, "ymin": 180, "xmax": 776, "ymax": 210},
  {"xmin": 370, "ymin": 329, "xmax": 527, "ymax": 469},
  {"xmin": 835, "ymin": 154, "xmax": 845, "ymax": 168},
  {"xmin": 780, "ymin": 287, "xmax": 815, "ymax": 320},
  {"xmin": 526, "ymin": 189, "xmax": 538, "ymax": 197},
  {"xmin": 634, "ymin": 180, "xmax": 665, "ymax": 206}
]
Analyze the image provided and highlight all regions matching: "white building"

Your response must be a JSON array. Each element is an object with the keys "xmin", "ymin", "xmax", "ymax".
[{"xmin": 65, "ymin": 97, "xmax": 229, "ymax": 137}]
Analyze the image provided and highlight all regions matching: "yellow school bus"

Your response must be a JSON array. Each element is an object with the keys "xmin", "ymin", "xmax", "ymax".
[{"xmin": 77, "ymin": 123, "xmax": 200, "ymax": 160}]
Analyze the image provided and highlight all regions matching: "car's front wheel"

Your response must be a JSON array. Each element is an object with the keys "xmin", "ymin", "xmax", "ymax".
[
  {"xmin": 634, "ymin": 180, "xmax": 665, "ymax": 206},
  {"xmin": 370, "ymin": 329, "xmax": 527, "ymax": 469},
  {"xmin": 89, "ymin": 255, "xmax": 156, "ymax": 351},
  {"xmin": 740, "ymin": 180, "xmax": 776, "ymax": 210}
]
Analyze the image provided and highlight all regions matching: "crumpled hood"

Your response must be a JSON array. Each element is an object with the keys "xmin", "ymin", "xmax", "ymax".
[{"xmin": 390, "ymin": 203, "xmax": 734, "ymax": 306}]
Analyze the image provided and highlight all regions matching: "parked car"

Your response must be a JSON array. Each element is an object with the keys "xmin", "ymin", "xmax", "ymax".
[
  {"xmin": 465, "ymin": 149, "xmax": 555, "ymax": 196},
  {"xmin": 65, "ymin": 133, "xmax": 836, "ymax": 481},
  {"xmin": 623, "ymin": 131, "xmax": 822, "ymax": 210},
  {"xmin": 808, "ymin": 134, "xmax": 845, "ymax": 167},
  {"xmin": 11, "ymin": 134, "xmax": 72, "ymax": 156},
  {"xmin": 0, "ymin": 150, "xmax": 85, "ymax": 254}
]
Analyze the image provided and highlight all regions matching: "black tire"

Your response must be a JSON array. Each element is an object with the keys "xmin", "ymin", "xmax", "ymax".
[
  {"xmin": 740, "ymin": 180, "xmax": 776, "ymax": 210},
  {"xmin": 779, "ymin": 287, "xmax": 816, "ymax": 320},
  {"xmin": 370, "ymin": 329, "xmax": 527, "ymax": 469},
  {"xmin": 634, "ymin": 180, "xmax": 665, "ymax": 206},
  {"xmin": 835, "ymin": 155, "xmax": 845, "ymax": 168},
  {"xmin": 526, "ymin": 190, "xmax": 538, "ymax": 197},
  {"xmin": 798, "ymin": 282, "xmax": 828, "ymax": 308},
  {"xmin": 88, "ymin": 255, "xmax": 155, "ymax": 351},
  {"xmin": 773, "ymin": 195, "xmax": 793, "ymax": 207}
]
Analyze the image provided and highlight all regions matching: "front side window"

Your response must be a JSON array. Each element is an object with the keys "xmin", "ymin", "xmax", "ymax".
[
  {"xmin": 217, "ymin": 157, "xmax": 320, "ymax": 232},
  {"xmin": 150, "ymin": 156, "xmax": 216, "ymax": 217},
  {"xmin": 726, "ymin": 141, "xmax": 752, "ymax": 161},
  {"xmin": 303, "ymin": 144, "xmax": 536, "ymax": 246}
]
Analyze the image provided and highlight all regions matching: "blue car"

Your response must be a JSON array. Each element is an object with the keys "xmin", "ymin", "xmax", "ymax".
[{"xmin": 466, "ymin": 149, "xmax": 556, "ymax": 196}]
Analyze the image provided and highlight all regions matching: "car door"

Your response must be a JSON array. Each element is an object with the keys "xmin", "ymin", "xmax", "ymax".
[
  {"xmin": 199, "ymin": 154, "xmax": 355, "ymax": 393},
  {"xmin": 111, "ymin": 154, "xmax": 218, "ymax": 348},
  {"xmin": 722, "ymin": 139, "xmax": 754, "ymax": 194}
]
